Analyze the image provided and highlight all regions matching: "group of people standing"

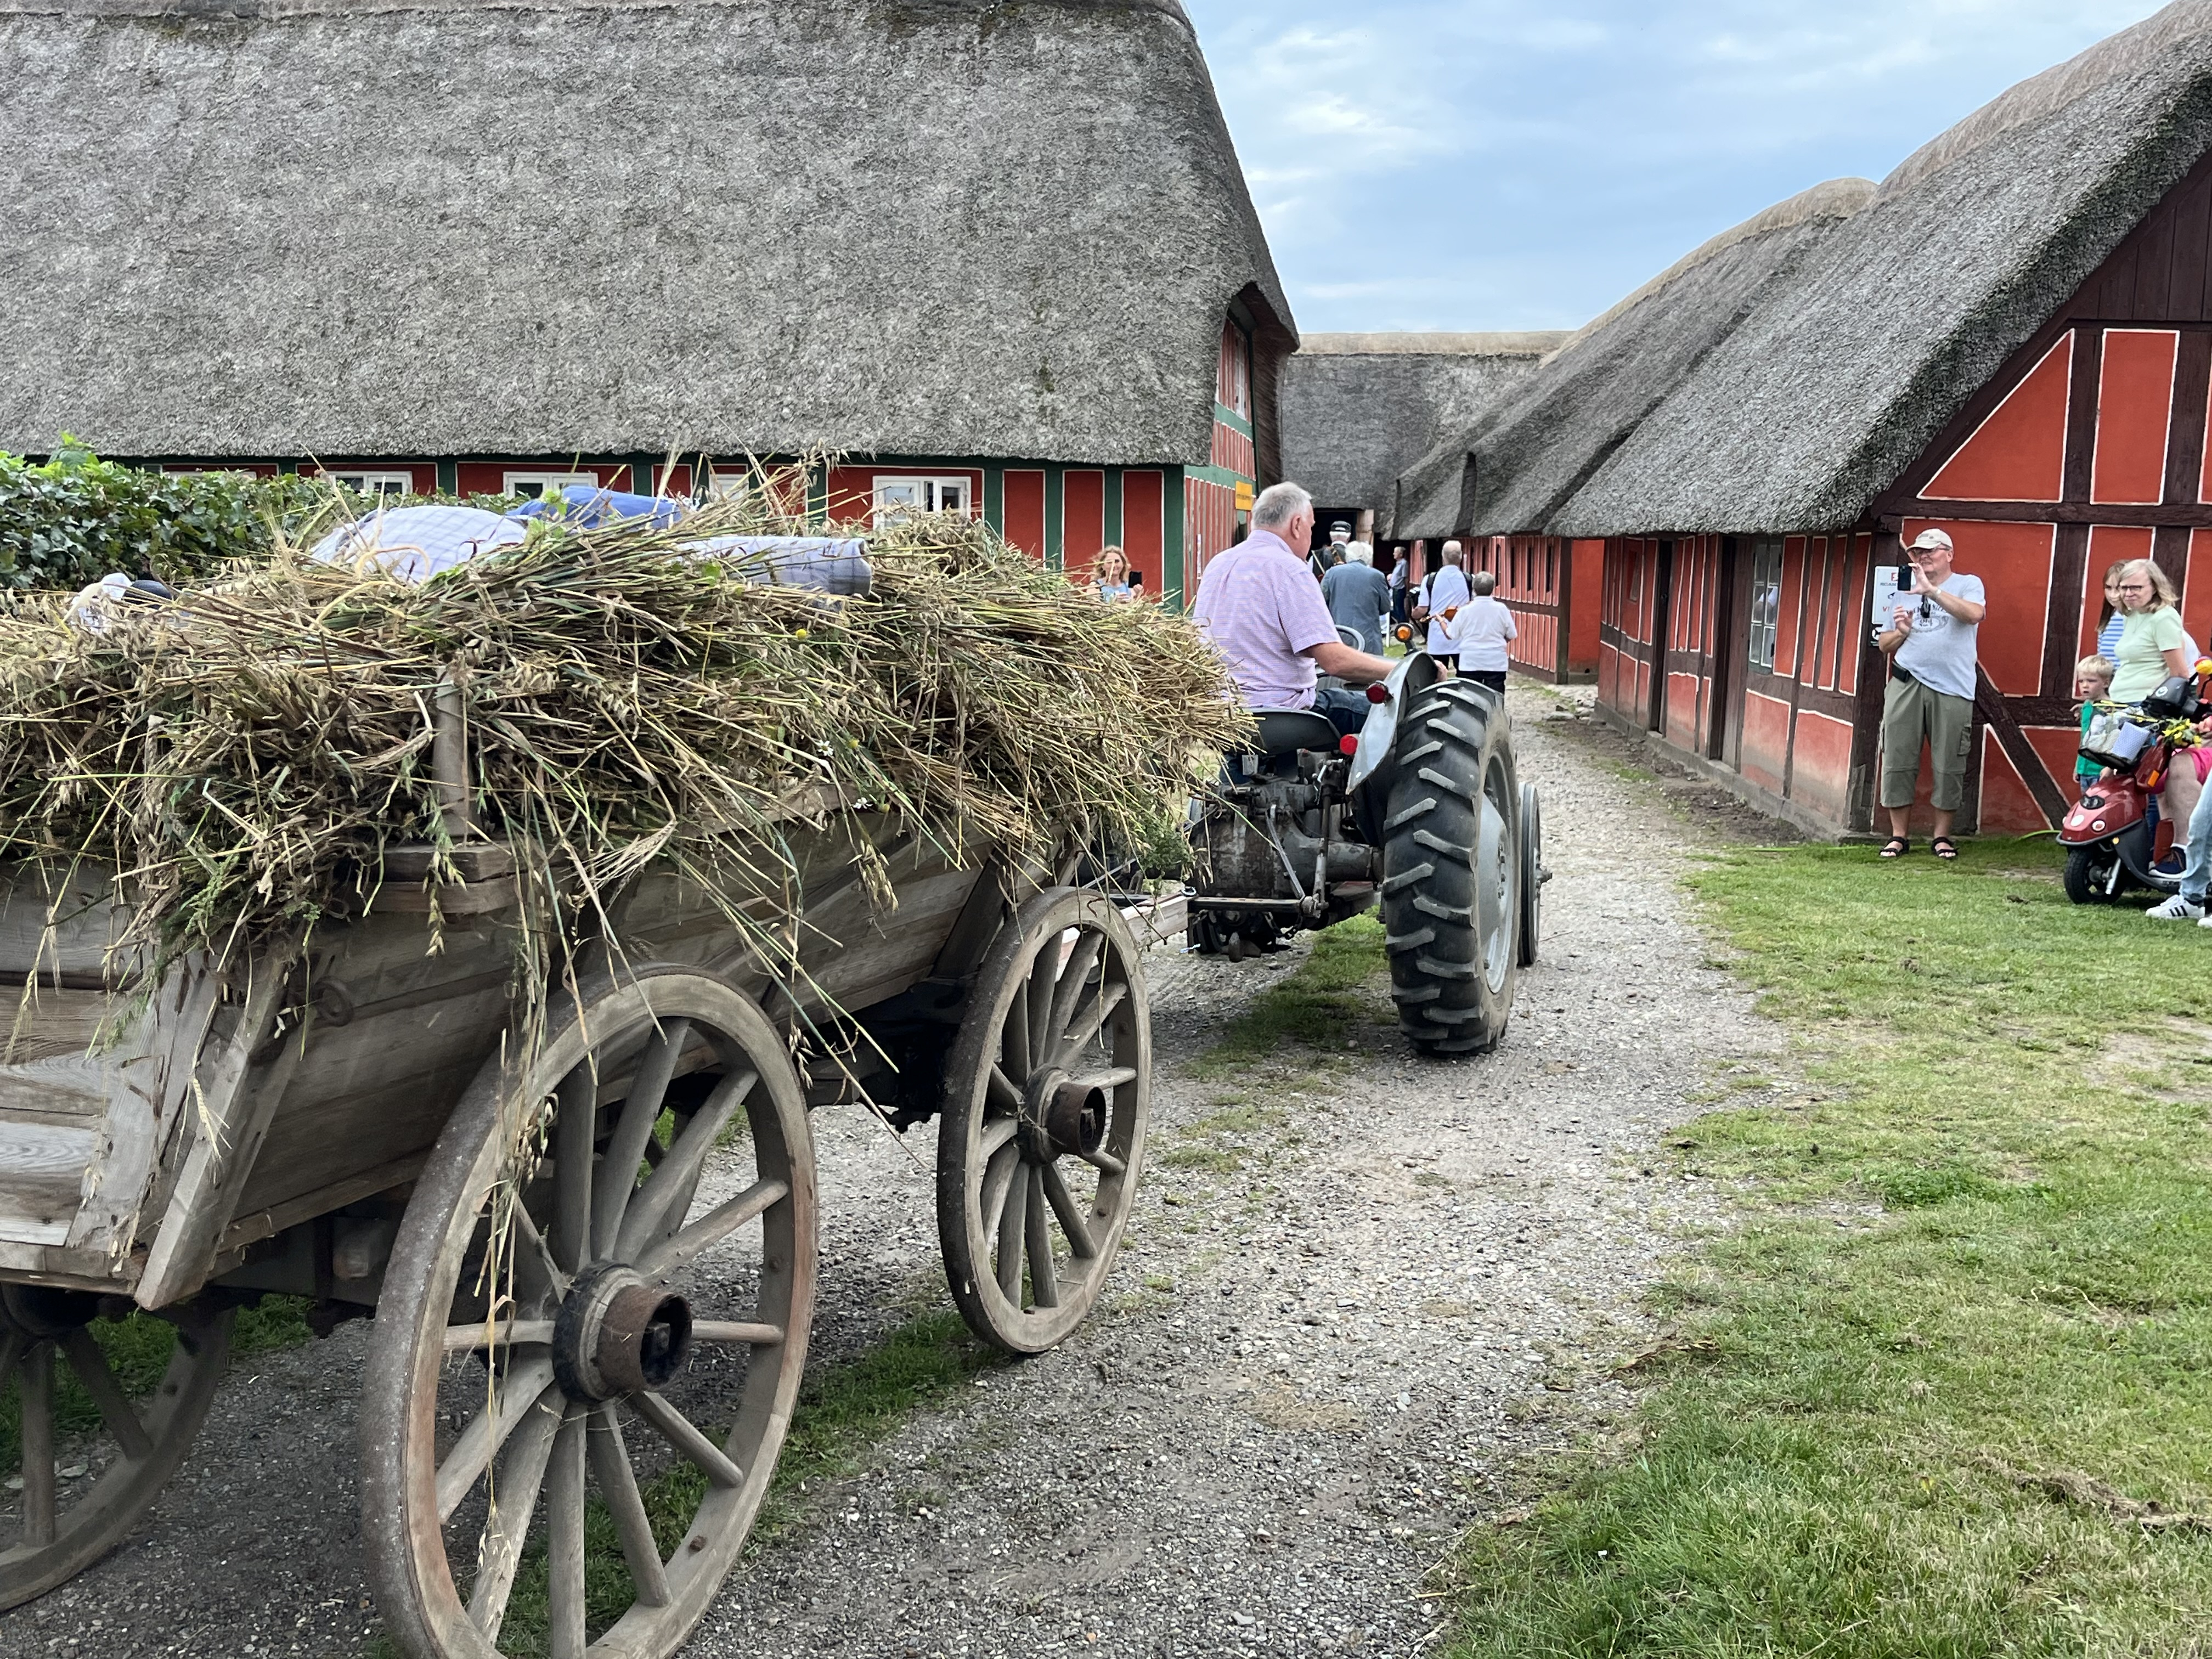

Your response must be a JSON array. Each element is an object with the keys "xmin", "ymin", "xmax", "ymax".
[
  {"xmin": 1402, "ymin": 539, "xmax": 1518, "ymax": 692},
  {"xmin": 1876, "ymin": 528, "xmax": 2212, "ymax": 908},
  {"xmin": 2081, "ymin": 555, "xmax": 2212, "ymax": 924},
  {"xmin": 1311, "ymin": 532, "xmax": 1517, "ymax": 690},
  {"xmin": 1178, "ymin": 482, "xmax": 1526, "ymax": 742}
]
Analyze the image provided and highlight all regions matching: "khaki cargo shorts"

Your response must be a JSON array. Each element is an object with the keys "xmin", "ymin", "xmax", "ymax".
[{"xmin": 1880, "ymin": 674, "xmax": 1973, "ymax": 811}]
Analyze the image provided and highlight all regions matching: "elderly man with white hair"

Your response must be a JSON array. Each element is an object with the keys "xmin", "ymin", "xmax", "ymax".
[
  {"xmin": 1192, "ymin": 482, "xmax": 1392, "ymax": 738},
  {"xmin": 1321, "ymin": 539, "xmax": 1390, "ymax": 655},
  {"xmin": 1413, "ymin": 540, "xmax": 1472, "ymax": 676}
]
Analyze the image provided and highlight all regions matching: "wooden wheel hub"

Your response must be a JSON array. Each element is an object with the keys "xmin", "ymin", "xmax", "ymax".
[
  {"xmin": 550, "ymin": 1264, "xmax": 694, "ymax": 1403},
  {"xmin": 1028, "ymin": 1071, "xmax": 1108, "ymax": 1159}
]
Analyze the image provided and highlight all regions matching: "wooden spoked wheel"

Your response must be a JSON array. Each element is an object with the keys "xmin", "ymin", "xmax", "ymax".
[
  {"xmin": 0, "ymin": 1291, "xmax": 233, "ymax": 1607},
  {"xmin": 362, "ymin": 966, "xmax": 815, "ymax": 1659},
  {"xmin": 938, "ymin": 888, "xmax": 1150, "ymax": 1355}
]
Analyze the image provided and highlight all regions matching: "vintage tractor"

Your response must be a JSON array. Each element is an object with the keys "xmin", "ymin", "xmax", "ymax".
[{"xmin": 1186, "ymin": 655, "xmax": 1544, "ymax": 1055}]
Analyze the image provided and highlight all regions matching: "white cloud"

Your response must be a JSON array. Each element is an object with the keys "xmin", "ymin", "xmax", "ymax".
[{"xmin": 1182, "ymin": 0, "xmax": 2169, "ymax": 330}]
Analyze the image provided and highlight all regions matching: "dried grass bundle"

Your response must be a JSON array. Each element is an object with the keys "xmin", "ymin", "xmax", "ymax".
[{"xmin": 0, "ymin": 498, "xmax": 1244, "ymax": 1002}]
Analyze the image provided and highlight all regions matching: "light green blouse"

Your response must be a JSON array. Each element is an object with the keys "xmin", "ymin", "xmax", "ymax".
[{"xmin": 2112, "ymin": 607, "xmax": 2187, "ymax": 702}]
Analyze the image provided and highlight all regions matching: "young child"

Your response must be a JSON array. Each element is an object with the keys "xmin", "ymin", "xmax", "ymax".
[{"xmin": 2075, "ymin": 653, "xmax": 2115, "ymax": 795}]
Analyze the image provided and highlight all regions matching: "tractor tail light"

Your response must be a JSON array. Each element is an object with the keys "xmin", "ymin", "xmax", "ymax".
[
  {"xmin": 1338, "ymin": 735, "xmax": 1360, "ymax": 755},
  {"xmin": 1365, "ymin": 682, "xmax": 1390, "ymax": 704}
]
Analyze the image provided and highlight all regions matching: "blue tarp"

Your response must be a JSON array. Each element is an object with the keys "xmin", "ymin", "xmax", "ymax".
[{"xmin": 505, "ymin": 484, "xmax": 685, "ymax": 529}]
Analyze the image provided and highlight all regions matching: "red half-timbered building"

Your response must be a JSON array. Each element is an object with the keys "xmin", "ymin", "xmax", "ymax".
[
  {"xmin": 1550, "ymin": 5, "xmax": 2212, "ymax": 837},
  {"xmin": 1387, "ymin": 5, "xmax": 2212, "ymax": 834},
  {"xmin": 1, "ymin": 0, "xmax": 1290, "ymax": 607},
  {"xmin": 1392, "ymin": 180, "xmax": 1877, "ymax": 686}
]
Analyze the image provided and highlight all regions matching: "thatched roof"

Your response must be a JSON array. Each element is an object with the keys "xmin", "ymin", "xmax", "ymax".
[
  {"xmin": 1278, "ymin": 332, "xmax": 1564, "ymax": 523},
  {"xmin": 1394, "ymin": 178, "xmax": 1874, "ymax": 539},
  {"xmin": 0, "ymin": 0, "xmax": 1290, "ymax": 469},
  {"xmin": 1557, "ymin": 0, "xmax": 2212, "ymax": 535}
]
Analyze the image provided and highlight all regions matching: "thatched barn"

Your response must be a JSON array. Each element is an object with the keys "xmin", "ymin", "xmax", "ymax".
[
  {"xmin": 1278, "ymin": 331, "xmax": 1563, "ymax": 545},
  {"xmin": 0, "ymin": 0, "xmax": 1293, "ymax": 603},
  {"xmin": 1391, "ymin": 179, "xmax": 1875, "ymax": 685},
  {"xmin": 1404, "ymin": 0, "xmax": 2212, "ymax": 832}
]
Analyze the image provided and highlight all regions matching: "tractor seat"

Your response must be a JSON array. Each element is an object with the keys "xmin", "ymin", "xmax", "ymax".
[{"xmin": 1247, "ymin": 708, "xmax": 1345, "ymax": 757}]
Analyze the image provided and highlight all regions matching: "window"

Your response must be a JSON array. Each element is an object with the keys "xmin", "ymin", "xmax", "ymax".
[
  {"xmin": 1220, "ymin": 320, "xmax": 1251, "ymax": 417},
  {"xmin": 503, "ymin": 471, "xmax": 599, "ymax": 500},
  {"xmin": 1746, "ymin": 538, "xmax": 1785, "ymax": 672},
  {"xmin": 702, "ymin": 471, "xmax": 751, "ymax": 501},
  {"xmin": 328, "ymin": 470, "xmax": 416, "ymax": 498},
  {"xmin": 872, "ymin": 476, "xmax": 972, "ymax": 524}
]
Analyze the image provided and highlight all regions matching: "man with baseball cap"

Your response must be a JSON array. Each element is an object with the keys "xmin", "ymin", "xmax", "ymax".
[{"xmin": 1876, "ymin": 527, "xmax": 1987, "ymax": 860}]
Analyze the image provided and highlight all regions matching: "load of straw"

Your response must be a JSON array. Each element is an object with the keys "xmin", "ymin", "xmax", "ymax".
[{"xmin": 0, "ymin": 499, "xmax": 1246, "ymax": 1007}]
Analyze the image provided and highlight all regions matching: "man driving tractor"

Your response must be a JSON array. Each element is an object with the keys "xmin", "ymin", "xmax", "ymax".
[{"xmin": 1190, "ymin": 482, "xmax": 1393, "ymax": 737}]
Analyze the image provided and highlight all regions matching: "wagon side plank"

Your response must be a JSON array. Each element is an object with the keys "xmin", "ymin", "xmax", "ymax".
[{"xmin": 134, "ymin": 945, "xmax": 301, "ymax": 1308}]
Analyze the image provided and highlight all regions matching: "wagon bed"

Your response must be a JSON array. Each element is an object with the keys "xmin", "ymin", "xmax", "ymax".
[{"xmin": 0, "ymin": 794, "xmax": 1154, "ymax": 1655}]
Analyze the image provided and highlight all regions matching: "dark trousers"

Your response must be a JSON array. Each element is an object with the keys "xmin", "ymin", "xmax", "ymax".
[
  {"xmin": 1466, "ymin": 669, "xmax": 1507, "ymax": 693},
  {"xmin": 1312, "ymin": 686, "xmax": 1371, "ymax": 740}
]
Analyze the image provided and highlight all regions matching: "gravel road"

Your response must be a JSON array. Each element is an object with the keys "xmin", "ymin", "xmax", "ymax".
[{"xmin": 2, "ymin": 685, "xmax": 1782, "ymax": 1659}]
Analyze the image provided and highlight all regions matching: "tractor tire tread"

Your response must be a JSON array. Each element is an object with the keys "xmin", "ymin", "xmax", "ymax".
[
  {"xmin": 1384, "ymin": 797, "xmax": 1439, "ymax": 832},
  {"xmin": 1380, "ymin": 685, "xmax": 1516, "ymax": 1057}
]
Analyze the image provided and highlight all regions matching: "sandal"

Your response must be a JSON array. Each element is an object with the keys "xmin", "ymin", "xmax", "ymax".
[
  {"xmin": 1931, "ymin": 836, "xmax": 1959, "ymax": 861},
  {"xmin": 1880, "ymin": 837, "xmax": 1910, "ymax": 859}
]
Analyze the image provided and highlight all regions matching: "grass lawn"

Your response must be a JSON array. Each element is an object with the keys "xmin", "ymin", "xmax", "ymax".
[
  {"xmin": 1188, "ymin": 912, "xmax": 1391, "ymax": 1079},
  {"xmin": 1446, "ymin": 839, "xmax": 2212, "ymax": 1657}
]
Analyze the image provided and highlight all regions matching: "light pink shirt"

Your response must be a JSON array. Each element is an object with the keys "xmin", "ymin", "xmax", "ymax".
[{"xmin": 1190, "ymin": 530, "xmax": 1338, "ymax": 710}]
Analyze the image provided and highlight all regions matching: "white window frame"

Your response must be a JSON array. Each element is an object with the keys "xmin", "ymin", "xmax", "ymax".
[
  {"xmin": 1746, "ymin": 537, "xmax": 1785, "ymax": 673},
  {"xmin": 327, "ymin": 470, "xmax": 416, "ymax": 497},
  {"xmin": 503, "ymin": 470, "xmax": 600, "ymax": 500},
  {"xmin": 872, "ymin": 475, "xmax": 974, "ymax": 525}
]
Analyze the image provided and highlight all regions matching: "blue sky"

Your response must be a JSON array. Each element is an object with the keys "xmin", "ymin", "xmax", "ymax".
[{"xmin": 1181, "ymin": 1, "xmax": 2171, "ymax": 333}]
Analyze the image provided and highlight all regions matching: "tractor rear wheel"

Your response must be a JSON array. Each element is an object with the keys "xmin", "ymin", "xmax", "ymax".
[{"xmin": 1379, "ymin": 680, "xmax": 1520, "ymax": 1055}]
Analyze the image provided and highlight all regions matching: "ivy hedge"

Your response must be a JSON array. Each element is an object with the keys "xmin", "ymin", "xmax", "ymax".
[{"xmin": 0, "ymin": 443, "xmax": 471, "ymax": 591}]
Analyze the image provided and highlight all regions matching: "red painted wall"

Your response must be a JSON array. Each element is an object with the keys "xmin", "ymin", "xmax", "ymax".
[
  {"xmin": 2091, "ymin": 330, "xmax": 2179, "ymax": 504},
  {"xmin": 1980, "ymin": 727, "xmax": 2089, "ymax": 833},
  {"xmin": 1122, "ymin": 470, "xmax": 1165, "ymax": 591},
  {"xmin": 2185, "ymin": 526, "xmax": 2212, "ymax": 654},
  {"xmin": 1838, "ymin": 538, "xmax": 1869, "ymax": 696},
  {"xmin": 1568, "ymin": 540, "xmax": 1604, "ymax": 672},
  {"xmin": 1788, "ymin": 710, "xmax": 1855, "ymax": 823},
  {"xmin": 1003, "ymin": 471, "xmax": 1047, "ymax": 561},
  {"xmin": 1063, "ymin": 471, "xmax": 1105, "ymax": 579},
  {"xmin": 1774, "ymin": 537, "xmax": 1804, "ymax": 676},
  {"xmin": 2080, "ymin": 524, "xmax": 2155, "ymax": 659},
  {"xmin": 1740, "ymin": 690, "xmax": 1791, "ymax": 794},
  {"xmin": 1923, "ymin": 334, "xmax": 2070, "ymax": 501},
  {"xmin": 1187, "ymin": 477, "xmax": 1239, "ymax": 580}
]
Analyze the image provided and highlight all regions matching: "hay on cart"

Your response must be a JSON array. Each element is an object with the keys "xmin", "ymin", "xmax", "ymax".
[{"xmin": 0, "ymin": 500, "xmax": 1245, "ymax": 1028}]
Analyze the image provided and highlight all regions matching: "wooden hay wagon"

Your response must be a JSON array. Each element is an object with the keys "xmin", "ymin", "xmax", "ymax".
[{"xmin": 0, "ymin": 699, "xmax": 1153, "ymax": 1657}]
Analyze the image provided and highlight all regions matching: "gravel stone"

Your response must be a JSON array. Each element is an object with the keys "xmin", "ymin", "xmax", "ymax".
[{"xmin": 0, "ymin": 685, "xmax": 1778, "ymax": 1657}]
